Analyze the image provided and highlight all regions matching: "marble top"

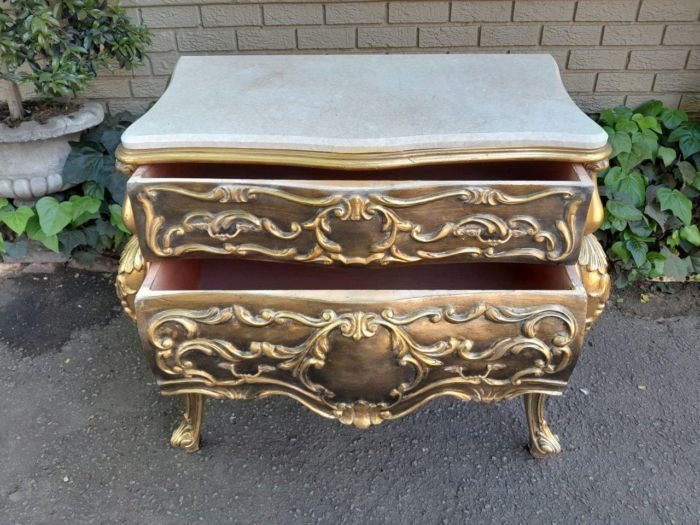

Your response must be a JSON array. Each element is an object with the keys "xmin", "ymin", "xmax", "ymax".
[{"xmin": 121, "ymin": 54, "xmax": 608, "ymax": 154}]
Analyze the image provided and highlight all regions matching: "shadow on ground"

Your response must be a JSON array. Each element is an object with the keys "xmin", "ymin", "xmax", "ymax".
[{"xmin": 0, "ymin": 268, "xmax": 698, "ymax": 524}]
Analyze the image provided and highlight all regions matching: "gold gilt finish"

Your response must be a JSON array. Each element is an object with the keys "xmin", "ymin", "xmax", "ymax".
[
  {"xmin": 584, "ymin": 159, "xmax": 609, "ymax": 234},
  {"xmin": 170, "ymin": 393, "xmax": 204, "ymax": 451},
  {"xmin": 118, "ymin": 146, "xmax": 611, "ymax": 457},
  {"xmin": 578, "ymin": 234, "xmax": 612, "ymax": 332},
  {"xmin": 524, "ymin": 393, "xmax": 562, "ymax": 457},
  {"xmin": 578, "ymin": 159, "xmax": 611, "ymax": 332},
  {"xmin": 116, "ymin": 144, "xmax": 611, "ymax": 170},
  {"xmin": 130, "ymin": 179, "xmax": 591, "ymax": 265},
  {"xmin": 137, "ymin": 286, "xmax": 587, "ymax": 441}
]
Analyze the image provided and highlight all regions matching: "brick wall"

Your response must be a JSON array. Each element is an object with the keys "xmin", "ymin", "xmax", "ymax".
[{"xmin": 7, "ymin": 0, "xmax": 700, "ymax": 115}]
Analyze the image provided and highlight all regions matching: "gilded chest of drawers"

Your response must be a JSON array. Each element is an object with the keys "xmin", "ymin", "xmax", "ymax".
[{"xmin": 115, "ymin": 55, "xmax": 611, "ymax": 457}]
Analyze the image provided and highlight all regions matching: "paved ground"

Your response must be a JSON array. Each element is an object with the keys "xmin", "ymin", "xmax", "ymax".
[{"xmin": 0, "ymin": 267, "xmax": 698, "ymax": 525}]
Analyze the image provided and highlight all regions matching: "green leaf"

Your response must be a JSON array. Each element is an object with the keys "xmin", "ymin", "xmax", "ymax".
[
  {"xmin": 0, "ymin": 206, "xmax": 35, "ymax": 235},
  {"xmin": 25, "ymin": 216, "xmax": 59, "ymax": 253},
  {"xmin": 605, "ymin": 169, "xmax": 646, "ymax": 207},
  {"xmin": 691, "ymin": 173, "xmax": 700, "ymax": 191},
  {"xmin": 690, "ymin": 253, "xmax": 700, "ymax": 275},
  {"xmin": 628, "ymin": 219, "xmax": 653, "ymax": 238},
  {"xmin": 647, "ymin": 251, "xmax": 665, "ymax": 278},
  {"xmin": 632, "ymin": 113, "xmax": 662, "ymax": 134},
  {"xmin": 35, "ymin": 196, "xmax": 73, "ymax": 236},
  {"xmin": 109, "ymin": 204, "xmax": 130, "ymax": 234},
  {"xmin": 72, "ymin": 249, "xmax": 98, "ymax": 265},
  {"xmin": 661, "ymin": 109, "xmax": 688, "ymax": 130},
  {"xmin": 0, "ymin": 197, "xmax": 9, "ymax": 210},
  {"xmin": 643, "ymin": 203, "xmax": 669, "ymax": 229},
  {"xmin": 657, "ymin": 146, "xmax": 676, "ymax": 168},
  {"xmin": 615, "ymin": 117, "xmax": 638, "ymax": 134},
  {"xmin": 62, "ymin": 144, "xmax": 105, "ymax": 185},
  {"xmin": 608, "ymin": 131, "xmax": 632, "ymax": 158},
  {"xmin": 611, "ymin": 241, "xmax": 631, "ymax": 264},
  {"xmin": 67, "ymin": 195, "xmax": 101, "ymax": 225},
  {"xmin": 606, "ymin": 200, "xmax": 644, "ymax": 222},
  {"xmin": 677, "ymin": 161, "xmax": 697, "ymax": 185},
  {"xmin": 599, "ymin": 108, "xmax": 616, "ymax": 127},
  {"xmin": 82, "ymin": 181, "xmax": 105, "ymax": 200},
  {"xmin": 660, "ymin": 246, "xmax": 689, "ymax": 281},
  {"xmin": 102, "ymin": 166, "xmax": 127, "ymax": 204},
  {"xmin": 634, "ymin": 100, "xmax": 664, "ymax": 117},
  {"xmin": 58, "ymin": 229, "xmax": 88, "ymax": 254},
  {"xmin": 657, "ymin": 188, "xmax": 692, "ymax": 226},
  {"xmin": 680, "ymin": 225, "xmax": 700, "ymax": 246},
  {"xmin": 667, "ymin": 230, "xmax": 682, "ymax": 249},
  {"xmin": 668, "ymin": 124, "xmax": 700, "ymax": 159},
  {"xmin": 625, "ymin": 238, "xmax": 649, "ymax": 267},
  {"xmin": 0, "ymin": 231, "xmax": 4, "ymax": 254},
  {"xmin": 617, "ymin": 136, "xmax": 655, "ymax": 172}
]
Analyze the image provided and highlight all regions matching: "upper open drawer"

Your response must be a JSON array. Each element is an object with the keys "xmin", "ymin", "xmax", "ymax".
[{"xmin": 127, "ymin": 161, "xmax": 593, "ymax": 266}]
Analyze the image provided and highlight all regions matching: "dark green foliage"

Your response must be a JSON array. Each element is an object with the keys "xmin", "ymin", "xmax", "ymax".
[
  {"xmin": 0, "ymin": 0, "xmax": 150, "ymax": 99},
  {"xmin": 597, "ymin": 100, "xmax": 700, "ymax": 287},
  {"xmin": 0, "ymin": 113, "xmax": 136, "ymax": 261}
]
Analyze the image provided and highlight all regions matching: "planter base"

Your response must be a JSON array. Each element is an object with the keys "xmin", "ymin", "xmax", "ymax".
[{"xmin": 0, "ymin": 103, "xmax": 104, "ymax": 199}]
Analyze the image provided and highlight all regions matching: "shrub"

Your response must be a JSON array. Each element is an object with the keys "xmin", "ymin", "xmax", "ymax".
[
  {"xmin": 0, "ymin": 0, "xmax": 150, "ymax": 119},
  {"xmin": 596, "ymin": 100, "xmax": 700, "ymax": 287},
  {"xmin": 0, "ymin": 112, "xmax": 135, "ymax": 262}
]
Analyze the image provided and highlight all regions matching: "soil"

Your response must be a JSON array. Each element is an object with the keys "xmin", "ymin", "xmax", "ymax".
[
  {"xmin": 0, "ymin": 100, "xmax": 80, "ymax": 128},
  {"xmin": 611, "ymin": 281, "xmax": 700, "ymax": 319}
]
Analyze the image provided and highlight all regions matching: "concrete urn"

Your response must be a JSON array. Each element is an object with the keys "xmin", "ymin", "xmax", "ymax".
[{"xmin": 0, "ymin": 103, "xmax": 104, "ymax": 199}]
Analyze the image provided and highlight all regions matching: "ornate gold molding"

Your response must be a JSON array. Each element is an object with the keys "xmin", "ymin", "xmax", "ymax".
[
  {"xmin": 115, "ymin": 157, "xmax": 136, "ymax": 176},
  {"xmin": 524, "ymin": 393, "xmax": 561, "ymax": 458},
  {"xmin": 577, "ymin": 234, "xmax": 611, "ymax": 332},
  {"xmin": 136, "ymin": 185, "xmax": 584, "ymax": 264},
  {"xmin": 170, "ymin": 393, "xmax": 204, "ymax": 452},
  {"xmin": 115, "ymin": 236, "xmax": 148, "ymax": 320},
  {"xmin": 117, "ymin": 144, "xmax": 612, "ymax": 170},
  {"xmin": 584, "ymin": 158, "xmax": 609, "ymax": 234},
  {"xmin": 147, "ymin": 302, "xmax": 577, "ymax": 428}
]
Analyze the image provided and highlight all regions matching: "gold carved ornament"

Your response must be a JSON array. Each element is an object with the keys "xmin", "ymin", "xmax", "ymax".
[
  {"xmin": 115, "ymin": 195, "xmax": 148, "ymax": 321},
  {"xmin": 116, "ymin": 144, "xmax": 612, "ymax": 170},
  {"xmin": 147, "ymin": 303, "xmax": 577, "ymax": 429},
  {"xmin": 136, "ymin": 185, "xmax": 585, "ymax": 265}
]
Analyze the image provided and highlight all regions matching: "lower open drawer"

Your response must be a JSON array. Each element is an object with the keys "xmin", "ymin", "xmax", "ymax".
[{"xmin": 135, "ymin": 260, "xmax": 587, "ymax": 428}]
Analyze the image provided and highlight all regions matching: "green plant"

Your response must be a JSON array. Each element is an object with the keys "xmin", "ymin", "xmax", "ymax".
[
  {"xmin": 597, "ymin": 100, "xmax": 700, "ymax": 287},
  {"xmin": 0, "ymin": 0, "xmax": 149, "ymax": 119},
  {"xmin": 0, "ymin": 112, "xmax": 135, "ymax": 262}
]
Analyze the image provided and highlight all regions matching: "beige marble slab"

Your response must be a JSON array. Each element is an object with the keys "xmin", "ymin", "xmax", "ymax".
[{"xmin": 121, "ymin": 54, "xmax": 608, "ymax": 153}]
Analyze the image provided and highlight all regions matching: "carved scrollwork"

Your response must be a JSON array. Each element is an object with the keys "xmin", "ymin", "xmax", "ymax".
[
  {"xmin": 136, "ymin": 185, "xmax": 584, "ymax": 265},
  {"xmin": 577, "ymin": 234, "xmax": 611, "ymax": 332},
  {"xmin": 115, "ymin": 236, "xmax": 148, "ymax": 320},
  {"xmin": 115, "ymin": 158, "xmax": 136, "ymax": 176},
  {"xmin": 147, "ymin": 302, "xmax": 578, "ymax": 428}
]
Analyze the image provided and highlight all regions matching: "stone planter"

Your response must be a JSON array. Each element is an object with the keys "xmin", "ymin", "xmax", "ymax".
[{"xmin": 0, "ymin": 103, "xmax": 104, "ymax": 199}]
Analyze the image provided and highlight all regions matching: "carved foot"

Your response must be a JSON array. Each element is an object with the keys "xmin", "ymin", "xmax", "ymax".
[
  {"xmin": 524, "ymin": 393, "xmax": 561, "ymax": 458},
  {"xmin": 170, "ymin": 393, "xmax": 204, "ymax": 452},
  {"xmin": 577, "ymin": 234, "xmax": 611, "ymax": 332}
]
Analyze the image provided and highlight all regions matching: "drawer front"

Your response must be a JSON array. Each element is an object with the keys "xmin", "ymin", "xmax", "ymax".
[
  {"xmin": 128, "ymin": 167, "xmax": 593, "ymax": 266},
  {"xmin": 136, "ymin": 280, "xmax": 586, "ymax": 428}
]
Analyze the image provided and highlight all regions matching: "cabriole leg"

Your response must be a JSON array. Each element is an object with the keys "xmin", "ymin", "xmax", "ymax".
[
  {"xmin": 524, "ymin": 393, "xmax": 561, "ymax": 458},
  {"xmin": 170, "ymin": 393, "xmax": 205, "ymax": 452}
]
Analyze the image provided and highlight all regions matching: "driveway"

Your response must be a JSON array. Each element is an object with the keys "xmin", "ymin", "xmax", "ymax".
[{"xmin": 0, "ymin": 267, "xmax": 698, "ymax": 524}]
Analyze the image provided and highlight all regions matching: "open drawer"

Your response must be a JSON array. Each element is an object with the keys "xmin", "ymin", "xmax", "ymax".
[
  {"xmin": 127, "ymin": 161, "xmax": 594, "ymax": 266},
  {"xmin": 135, "ymin": 260, "xmax": 588, "ymax": 428}
]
